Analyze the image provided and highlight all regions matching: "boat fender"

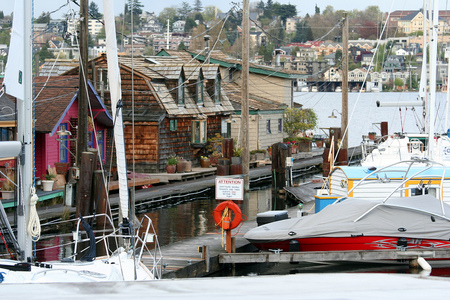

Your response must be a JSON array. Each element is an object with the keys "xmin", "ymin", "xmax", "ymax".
[
  {"xmin": 417, "ymin": 257, "xmax": 432, "ymax": 271},
  {"xmin": 213, "ymin": 201, "xmax": 242, "ymax": 230},
  {"xmin": 80, "ymin": 216, "xmax": 96, "ymax": 262},
  {"xmin": 0, "ymin": 272, "xmax": 5, "ymax": 283}
]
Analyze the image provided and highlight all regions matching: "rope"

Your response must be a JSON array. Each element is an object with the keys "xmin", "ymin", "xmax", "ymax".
[{"xmin": 27, "ymin": 187, "xmax": 41, "ymax": 242}]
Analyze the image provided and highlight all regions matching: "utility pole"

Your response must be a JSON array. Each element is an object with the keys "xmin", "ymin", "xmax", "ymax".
[
  {"xmin": 340, "ymin": 12, "xmax": 349, "ymax": 165},
  {"xmin": 76, "ymin": 0, "xmax": 89, "ymax": 216},
  {"xmin": 241, "ymin": 0, "xmax": 250, "ymax": 201}
]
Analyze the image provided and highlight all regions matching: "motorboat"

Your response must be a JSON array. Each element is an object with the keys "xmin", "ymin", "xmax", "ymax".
[{"xmin": 245, "ymin": 159, "xmax": 450, "ymax": 254}]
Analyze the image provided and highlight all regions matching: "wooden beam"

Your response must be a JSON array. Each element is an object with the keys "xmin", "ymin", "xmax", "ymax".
[
  {"xmin": 108, "ymin": 177, "xmax": 160, "ymax": 191},
  {"xmin": 219, "ymin": 249, "xmax": 448, "ymax": 264}
]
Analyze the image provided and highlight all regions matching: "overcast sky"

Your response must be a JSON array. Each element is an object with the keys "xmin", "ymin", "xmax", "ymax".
[{"xmin": 2, "ymin": 0, "xmax": 450, "ymax": 19}]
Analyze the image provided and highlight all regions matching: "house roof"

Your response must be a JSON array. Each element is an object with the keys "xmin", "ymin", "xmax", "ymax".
[
  {"xmin": 184, "ymin": 50, "xmax": 305, "ymax": 79},
  {"xmin": 39, "ymin": 59, "xmax": 79, "ymax": 76},
  {"xmin": 33, "ymin": 76, "xmax": 113, "ymax": 134},
  {"xmin": 223, "ymin": 82, "xmax": 286, "ymax": 112},
  {"xmin": 116, "ymin": 55, "xmax": 234, "ymax": 117}
]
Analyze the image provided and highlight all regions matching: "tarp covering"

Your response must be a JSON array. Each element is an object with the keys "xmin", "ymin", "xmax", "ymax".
[{"xmin": 244, "ymin": 195, "xmax": 450, "ymax": 242}]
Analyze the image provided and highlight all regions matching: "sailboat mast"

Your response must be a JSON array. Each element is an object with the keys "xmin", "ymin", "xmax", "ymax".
[
  {"xmin": 428, "ymin": 0, "xmax": 439, "ymax": 159},
  {"xmin": 17, "ymin": 0, "xmax": 34, "ymax": 260}
]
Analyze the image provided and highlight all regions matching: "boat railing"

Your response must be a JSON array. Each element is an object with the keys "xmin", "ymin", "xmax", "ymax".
[
  {"xmin": 347, "ymin": 159, "xmax": 447, "ymax": 222},
  {"xmin": 69, "ymin": 213, "xmax": 162, "ymax": 279}
]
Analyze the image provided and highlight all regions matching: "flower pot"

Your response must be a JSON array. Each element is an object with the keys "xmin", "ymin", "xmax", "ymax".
[
  {"xmin": 166, "ymin": 164, "xmax": 176, "ymax": 173},
  {"xmin": 368, "ymin": 133, "xmax": 376, "ymax": 141},
  {"xmin": 2, "ymin": 190, "xmax": 14, "ymax": 200},
  {"xmin": 42, "ymin": 180, "xmax": 54, "ymax": 192},
  {"xmin": 291, "ymin": 144, "xmax": 298, "ymax": 154},
  {"xmin": 267, "ymin": 148, "xmax": 272, "ymax": 157},
  {"xmin": 231, "ymin": 157, "xmax": 241, "ymax": 165},
  {"xmin": 315, "ymin": 140, "xmax": 324, "ymax": 148},
  {"xmin": 176, "ymin": 159, "xmax": 188, "ymax": 173},
  {"xmin": 200, "ymin": 159, "xmax": 210, "ymax": 168}
]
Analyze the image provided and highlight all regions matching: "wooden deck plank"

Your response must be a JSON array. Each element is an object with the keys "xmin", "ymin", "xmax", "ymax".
[{"xmin": 108, "ymin": 178, "xmax": 160, "ymax": 191}]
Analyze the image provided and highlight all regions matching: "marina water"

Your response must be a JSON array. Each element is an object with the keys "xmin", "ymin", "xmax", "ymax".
[{"xmin": 294, "ymin": 91, "xmax": 450, "ymax": 147}]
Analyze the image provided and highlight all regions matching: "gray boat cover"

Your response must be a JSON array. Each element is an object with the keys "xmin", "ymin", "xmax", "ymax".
[{"xmin": 244, "ymin": 195, "xmax": 450, "ymax": 242}]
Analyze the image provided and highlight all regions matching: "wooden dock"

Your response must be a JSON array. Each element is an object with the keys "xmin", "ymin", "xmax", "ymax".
[{"xmin": 219, "ymin": 249, "xmax": 450, "ymax": 264}]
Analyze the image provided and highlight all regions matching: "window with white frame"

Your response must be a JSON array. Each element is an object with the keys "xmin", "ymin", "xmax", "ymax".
[{"xmin": 192, "ymin": 120, "xmax": 207, "ymax": 144}]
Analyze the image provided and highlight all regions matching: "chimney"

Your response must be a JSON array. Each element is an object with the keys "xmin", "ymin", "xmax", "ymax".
[{"xmin": 204, "ymin": 35, "xmax": 210, "ymax": 64}]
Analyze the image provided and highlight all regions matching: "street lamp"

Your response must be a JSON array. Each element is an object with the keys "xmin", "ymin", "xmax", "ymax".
[
  {"xmin": 328, "ymin": 109, "xmax": 342, "ymax": 119},
  {"xmin": 56, "ymin": 128, "xmax": 77, "ymax": 166}
]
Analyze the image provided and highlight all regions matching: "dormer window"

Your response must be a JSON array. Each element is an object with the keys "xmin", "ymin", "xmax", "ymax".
[
  {"xmin": 177, "ymin": 75, "xmax": 185, "ymax": 105},
  {"xmin": 214, "ymin": 73, "xmax": 221, "ymax": 104},
  {"xmin": 197, "ymin": 73, "xmax": 204, "ymax": 105}
]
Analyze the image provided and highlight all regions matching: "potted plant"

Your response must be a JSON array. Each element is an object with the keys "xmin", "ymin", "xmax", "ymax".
[
  {"xmin": 166, "ymin": 156, "xmax": 178, "ymax": 173},
  {"xmin": 283, "ymin": 107, "xmax": 317, "ymax": 153},
  {"xmin": 314, "ymin": 137, "xmax": 324, "ymax": 148},
  {"xmin": 200, "ymin": 156, "xmax": 210, "ymax": 168},
  {"xmin": 368, "ymin": 132, "xmax": 376, "ymax": 141},
  {"xmin": 232, "ymin": 146, "xmax": 243, "ymax": 165},
  {"xmin": 267, "ymin": 145, "xmax": 273, "ymax": 157},
  {"xmin": 42, "ymin": 173, "xmax": 56, "ymax": 192}
]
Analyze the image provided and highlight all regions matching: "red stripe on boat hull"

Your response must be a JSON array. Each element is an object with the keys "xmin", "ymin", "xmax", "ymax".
[{"xmin": 251, "ymin": 236, "xmax": 450, "ymax": 253}]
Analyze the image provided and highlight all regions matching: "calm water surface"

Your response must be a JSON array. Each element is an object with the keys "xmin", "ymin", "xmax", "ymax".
[{"xmin": 295, "ymin": 91, "xmax": 449, "ymax": 147}]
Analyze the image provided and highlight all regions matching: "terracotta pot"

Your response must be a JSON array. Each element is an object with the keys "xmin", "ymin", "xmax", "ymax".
[
  {"xmin": 166, "ymin": 164, "xmax": 176, "ymax": 173},
  {"xmin": 315, "ymin": 140, "xmax": 324, "ymax": 148},
  {"xmin": 176, "ymin": 159, "xmax": 187, "ymax": 173},
  {"xmin": 291, "ymin": 144, "xmax": 298, "ymax": 154},
  {"xmin": 200, "ymin": 159, "xmax": 210, "ymax": 168}
]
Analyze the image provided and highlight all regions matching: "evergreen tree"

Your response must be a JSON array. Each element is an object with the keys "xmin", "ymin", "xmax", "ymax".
[
  {"xmin": 193, "ymin": 0, "xmax": 203, "ymax": 12},
  {"xmin": 315, "ymin": 4, "xmax": 320, "ymax": 15},
  {"xmin": 185, "ymin": 18, "xmax": 197, "ymax": 32},
  {"xmin": 178, "ymin": 2, "xmax": 193, "ymax": 19},
  {"xmin": 35, "ymin": 12, "xmax": 50, "ymax": 24},
  {"xmin": 0, "ymin": 11, "xmax": 4, "ymax": 19},
  {"xmin": 89, "ymin": 1, "xmax": 103, "ymax": 19},
  {"xmin": 178, "ymin": 41, "xmax": 186, "ymax": 50}
]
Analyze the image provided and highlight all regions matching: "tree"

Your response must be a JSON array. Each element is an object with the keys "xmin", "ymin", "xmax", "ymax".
[
  {"xmin": 178, "ymin": 2, "xmax": 192, "ymax": 19},
  {"xmin": 158, "ymin": 7, "xmax": 179, "ymax": 28},
  {"xmin": 271, "ymin": 3, "xmax": 296, "ymax": 23},
  {"xmin": 202, "ymin": 6, "xmax": 219, "ymax": 22},
  {"xmin": 283, "ymin": 108, "xmax": 318, "ymax": 138},
  {"xmin": 89, "ymin": 1, "xmax": 103, "ymax": 19},
  {"xmin": 193, "ymin": 0, "xmax": 203, "ymax": 12},
  {"xmin": 178, "ymin": 41, "xmax": 186, "ymax": 50},
  {"xmin": 335, "ymin": 49, "xmax": 342, "ymax": 63},
  {"xmin": 35, "ymin": 12, "xmax": 50, "ymax": 24},
  {"xmin": 127, "ymin": 0, "xmax": 143, "ymax": 16},
  {"xmin": 0, "ymin": 11, "xmax": 4, "ymax": 19},
  {"xmin": 185, "ymin": 18, "xmax": 197, "ymax": 32},
  {"xmin": 323, "ymin": 5, "xmax": 335, "ymax": 15},
  {"xmin": 315, "ymin": 4, "xmax": 320, "ymax": 15},
  {"xmin": 37, "ymin": 44, "xmax": 54, "ymax": 64},
  {"xmin": 394, "ymin": 77, "xmax": 404, "ymax": 90}
]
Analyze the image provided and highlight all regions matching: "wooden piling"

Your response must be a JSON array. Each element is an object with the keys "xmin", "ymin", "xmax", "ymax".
[
  {"xmin": 76, "ymin": 151, "xmax": 97, "ymax": 218},
  {"xmin": 272, "ymin": 143, "xmax": 290, "ymax": 210}
]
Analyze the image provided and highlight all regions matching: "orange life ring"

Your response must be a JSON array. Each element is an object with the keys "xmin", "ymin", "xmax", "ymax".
[{"xmin": 213, "ymin": 201, "xmax": 242, "ymax": 230}]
